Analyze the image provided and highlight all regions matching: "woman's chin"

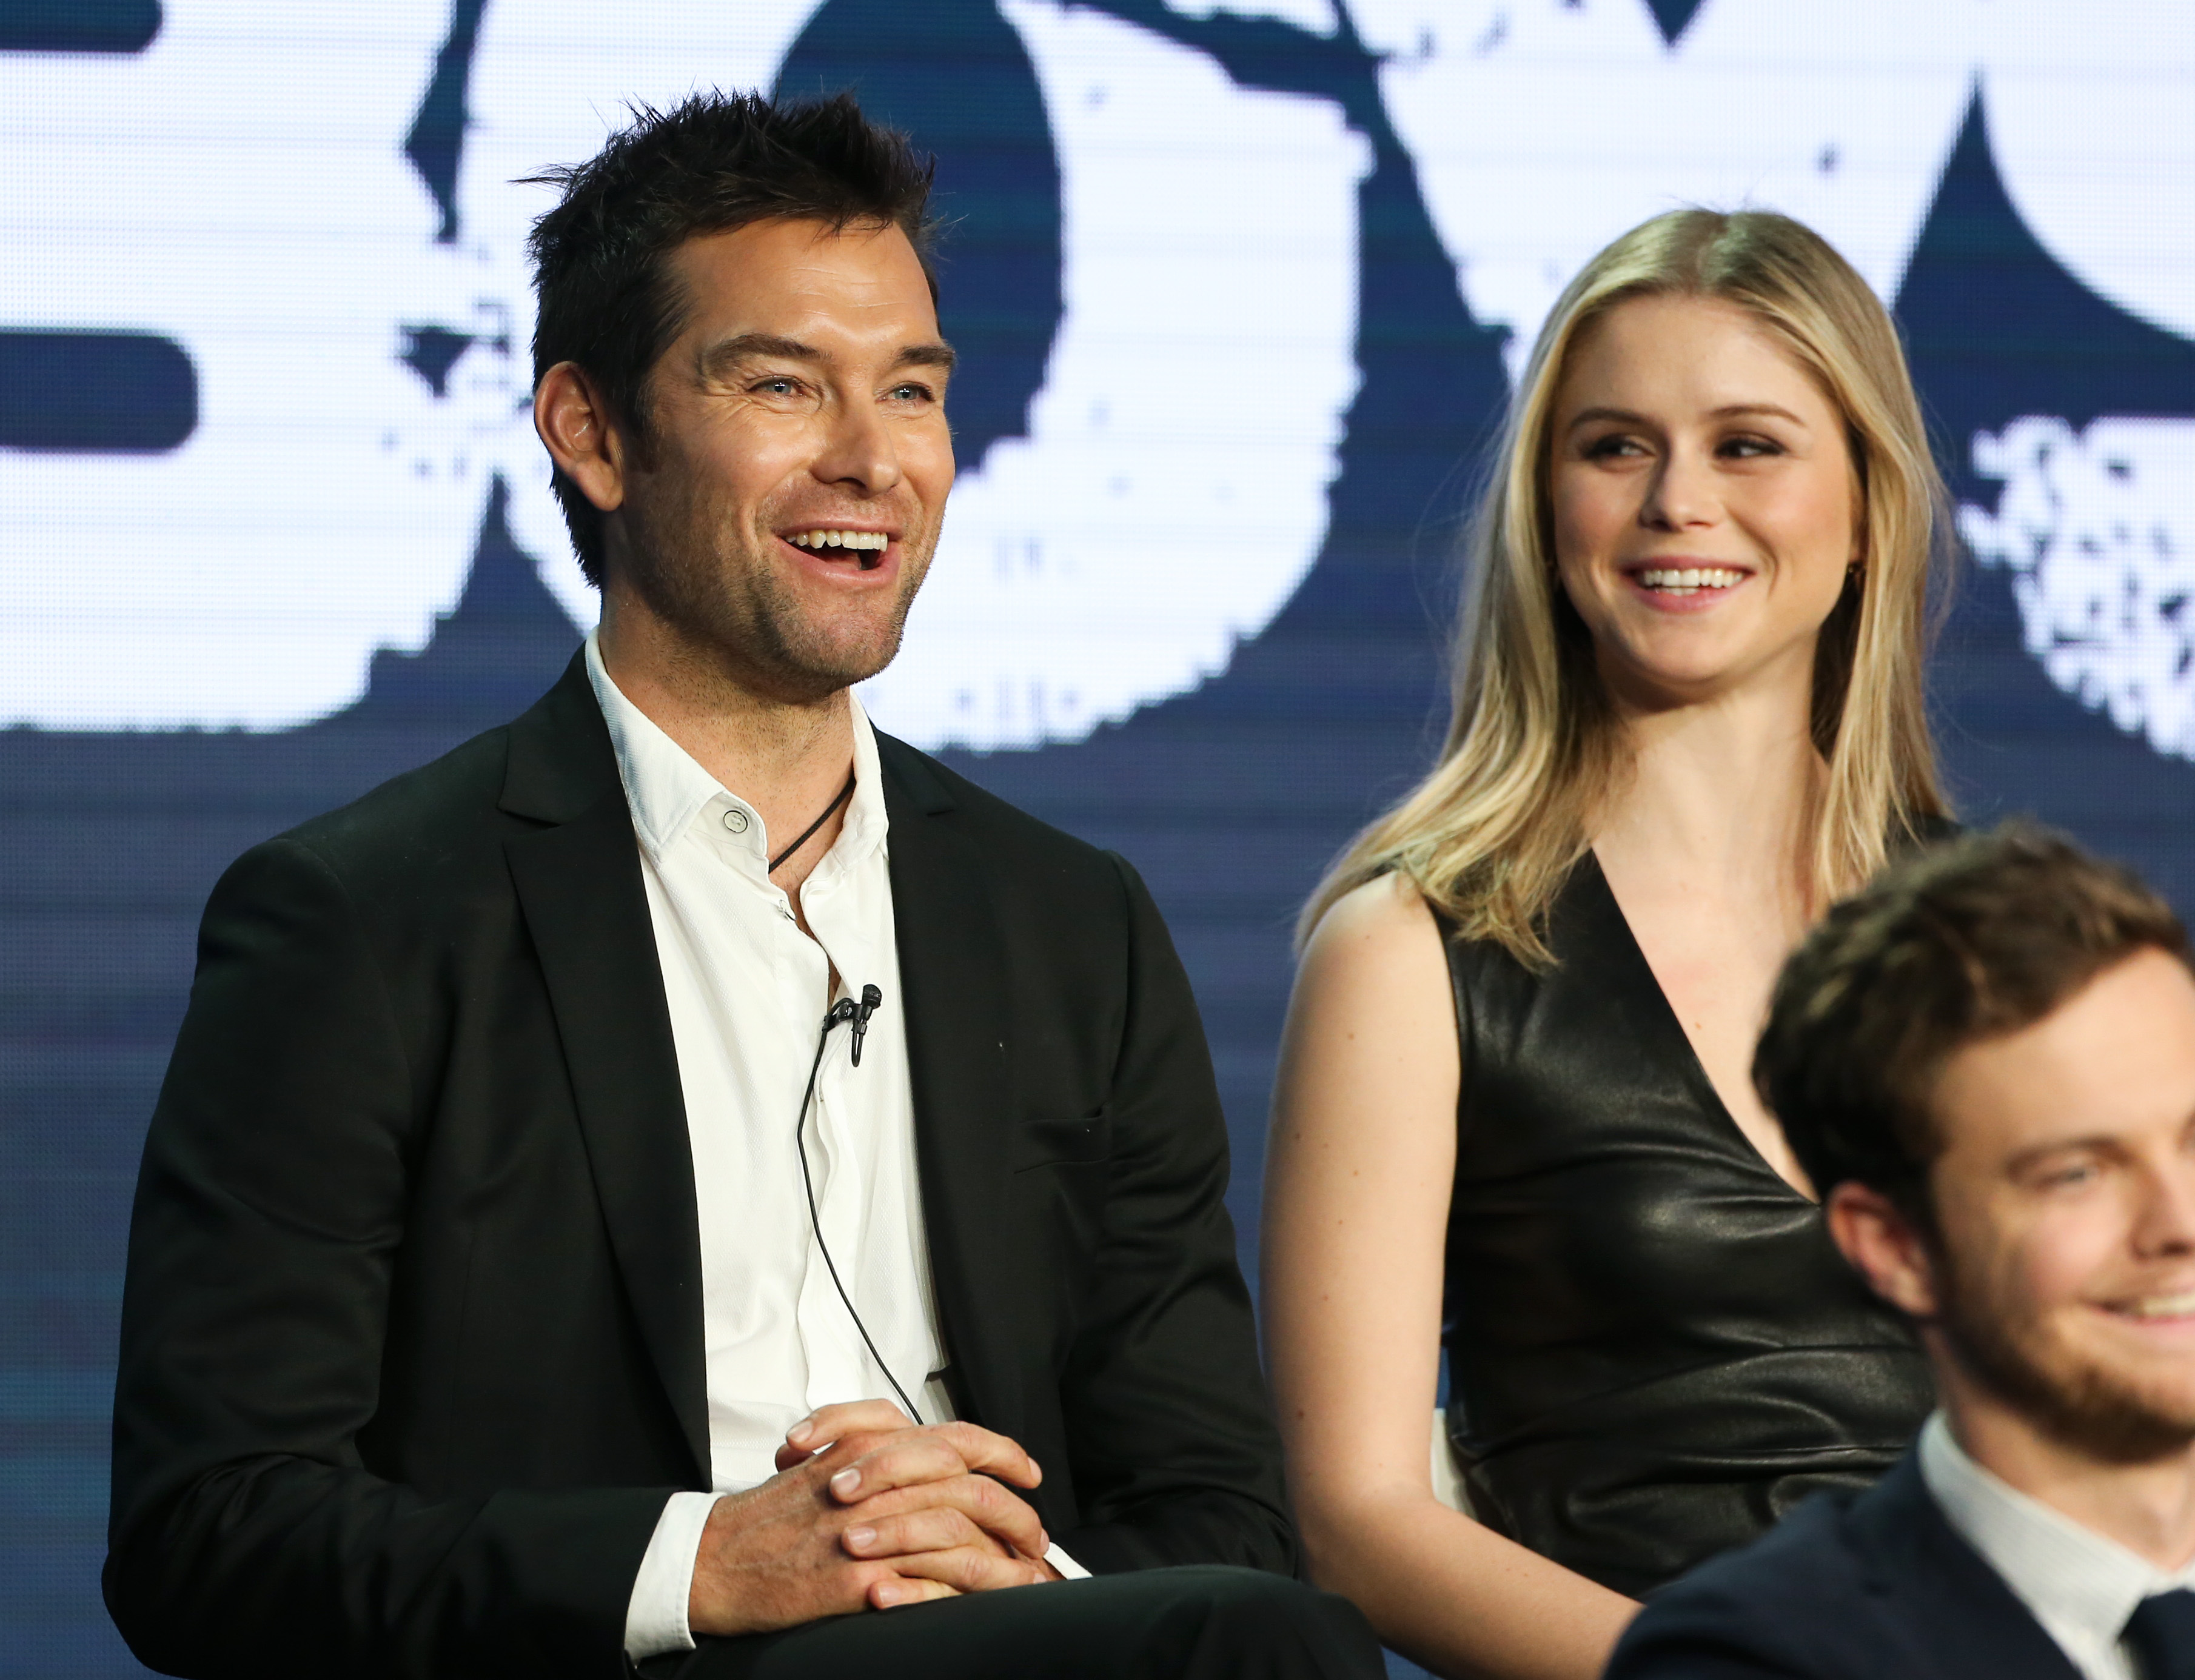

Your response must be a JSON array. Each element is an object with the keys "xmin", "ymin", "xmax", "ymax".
[{"xmin": 1598, "ymin": 638, "xmax": 1809, "ymax": 711}]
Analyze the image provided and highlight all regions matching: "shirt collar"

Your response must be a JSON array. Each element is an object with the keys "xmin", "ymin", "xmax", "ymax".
[
  {"xmin": 1920, "ymin": 1411, "xmax": 2195, "ymax": 1648},
  {"xmin": 582, "ymin": 629, "xmax": 888, "ymax": 871}
]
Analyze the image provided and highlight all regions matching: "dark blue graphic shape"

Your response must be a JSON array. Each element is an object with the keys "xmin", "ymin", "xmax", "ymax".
[
  {"xmin": 400, "ymin": 324, "xmax": 474, "ymax": 398},
  {"xmin": 776, "ymin": 0, "xmax": 1062, "ymax": 475},
  {"xmin": 1897, "ymin": 89, "xmax": 2195, "ymax": 902},
  {"xmin": 0, "ymin": 330, "xmax": 195, "ymax": 452},
  {"xmin": 0, "ymin": 0, "xmax": 158, "ymax": 53},
  {"xmin": 342, "ymin": 475, "xmax": 591, "ymax": 729},
  {"xmin": 405, "ymin": 0, "xmax": 487, "ymax": 243},
  {"xmin": 1643, "ymin": 0, "xmax": 1710, "ymax": 49},
  {"xmin": 1900, "ymin": 92, "xmax": 2195, "ymax": 442}
]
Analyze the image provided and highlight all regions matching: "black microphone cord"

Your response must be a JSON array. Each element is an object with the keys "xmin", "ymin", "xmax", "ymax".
[
  {"xmin": 794, "ymin": 993, "xmax": 924, "ymax": 1425},
  {"xmin": 770, "ymin": 773, "xmax": 856, "ymax": 874}
]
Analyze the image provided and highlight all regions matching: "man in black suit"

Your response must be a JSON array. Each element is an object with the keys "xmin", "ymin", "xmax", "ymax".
[
  {"xmin": 104, "ymin": 91, "xmax": 1379, "ymax": 1680},
  {"xmin": 1608, "ymin": 825, "xmax": 2195, "ymax": 1680}
]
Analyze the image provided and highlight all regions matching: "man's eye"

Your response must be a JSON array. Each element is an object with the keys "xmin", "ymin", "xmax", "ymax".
[{"xmin": 887, "ymin": 383, "xmax": 934, "ymax": 403}]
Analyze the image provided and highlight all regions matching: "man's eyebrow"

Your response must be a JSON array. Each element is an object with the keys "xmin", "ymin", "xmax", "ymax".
[
  {"xmin": 698, "ymin": 332, "xmax": 824, "ymax": 375},
  {"xmin": 694, "ymin": 334, "xmax": 956, "ymax": 378},
  {"xmin": 893, "ymin": 341, "xmax": 957, "ymax": 373},
  {"xmin": 2004, "ymin": 1135, "xmax": 2122, "ymax": 1173}
]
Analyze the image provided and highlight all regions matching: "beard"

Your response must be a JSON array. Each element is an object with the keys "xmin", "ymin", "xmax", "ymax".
[
  {"xmin": 1935, "ymin": 1247, "xmax": 2195, "ymax": 1465},
  {"xmin": 615, "ymin": 461, "xmax": 933, "ymax": 704}
]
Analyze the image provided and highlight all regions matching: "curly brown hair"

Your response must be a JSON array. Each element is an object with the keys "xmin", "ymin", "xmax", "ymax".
[{"xmin": 1755, "ymin": 822, "xmax": 2188, "ymax": 1217}]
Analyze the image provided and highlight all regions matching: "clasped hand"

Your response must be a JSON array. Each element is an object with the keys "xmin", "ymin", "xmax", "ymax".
[{"xmin": 687, "ymin": 1400, "xmax": 1061, "ymax": 1636}]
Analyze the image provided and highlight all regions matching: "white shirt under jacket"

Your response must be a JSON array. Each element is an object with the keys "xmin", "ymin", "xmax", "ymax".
[
  {"xmin": 585, "ymin": 638, "xmax": 1082, "ymax": 1662},
  {"xmin": 1920, "ymin": 1411, "xmax": 2195, "ymax": 1680}
]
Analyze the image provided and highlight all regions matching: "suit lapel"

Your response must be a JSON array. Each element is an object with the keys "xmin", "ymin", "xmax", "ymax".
[
  {"xmin": 877, "ymin": 735, "xmax": 1027, "ymax": 1444},
  {"xmin": 1856, "ymin": 1454, "xmax": 2086, "ymax": 1679},
  {"xmin": 500, "ymin": 657, "xmax": 711, "ymax": 1484}
]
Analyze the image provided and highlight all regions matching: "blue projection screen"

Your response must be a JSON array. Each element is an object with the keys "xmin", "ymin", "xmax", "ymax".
[{"xmin": 4, "ymin": 2, "xmax": 2192, "ymax": 1671}]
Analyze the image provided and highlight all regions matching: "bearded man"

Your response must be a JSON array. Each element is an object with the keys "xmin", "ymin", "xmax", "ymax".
[
  {"xmin": 1610, "ymin": 824, "xmax": 2195, "ymax": 1680},
  {"xmin": 103, "ymin": 92, "xmax": 1379, "ymax": 1680}
]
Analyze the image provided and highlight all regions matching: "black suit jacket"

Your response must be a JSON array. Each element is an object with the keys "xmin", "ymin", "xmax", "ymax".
[
  {"xmin": 106, "ymin": 654, "xmax": 1292, "ymax": 1680},
  {"xmin": 1605, "ymin": 1451, "xmax": 2083, "ymax": 1680}
]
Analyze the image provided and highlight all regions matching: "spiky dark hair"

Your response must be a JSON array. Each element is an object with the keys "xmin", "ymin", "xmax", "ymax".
[{"xmin": 524, "ymin": 90, "xmax": 937, "ymax": 584}]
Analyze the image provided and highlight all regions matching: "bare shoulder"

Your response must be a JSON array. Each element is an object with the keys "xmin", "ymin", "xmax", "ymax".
[
  {"xmin": 1272, "ymin": 874, "xmax": 1459, "ymax": 1213},
  {"xmin": 1284, "ymin": 873, "xmax": 1456, "ymax": 1101},
  {"xmin": 1299, "ymin": 872, "xmax": 1451, "ymax": 999}
]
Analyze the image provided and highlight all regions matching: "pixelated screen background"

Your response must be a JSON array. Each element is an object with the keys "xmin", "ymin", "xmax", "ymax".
[{"xmin": 5, "ymin": 1, "xmax": 2192, "ymax": 1672}]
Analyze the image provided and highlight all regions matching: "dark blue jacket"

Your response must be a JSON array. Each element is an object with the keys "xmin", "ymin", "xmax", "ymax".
[{"xmin": 1606, "ymin": 1451, "xmax": 2082, "ymax": 1679}]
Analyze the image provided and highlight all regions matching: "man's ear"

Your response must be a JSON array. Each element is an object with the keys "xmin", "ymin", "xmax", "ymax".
[
  {"xmin": 1825, "ymin": 1179, "xmax": 1942, "ymax": 1319},
  {"xmin": 534, "ymin": 361, "xmax": 626, "ymax": 515}
]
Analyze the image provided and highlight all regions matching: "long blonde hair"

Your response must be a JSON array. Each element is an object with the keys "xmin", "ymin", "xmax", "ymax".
[{"xmin": 1304, "ymin": 209, "xmax": 1951, "ymax": 965}]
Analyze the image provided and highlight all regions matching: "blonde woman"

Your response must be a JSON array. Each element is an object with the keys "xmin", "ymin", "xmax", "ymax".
[{"xmin": 1262, "ymin": 209, "xmax": 1949, "ymax": 1680}]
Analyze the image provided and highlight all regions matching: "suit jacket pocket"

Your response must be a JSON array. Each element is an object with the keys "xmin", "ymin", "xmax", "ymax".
[{"xmin": 1011, "ymin": 1107, "xmax": 1113, "ymax": 1171}]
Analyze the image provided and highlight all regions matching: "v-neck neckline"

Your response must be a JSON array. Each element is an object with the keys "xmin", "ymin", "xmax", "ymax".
[{"xmin": 1572, "ymin": 849, "xmax": 1820, "ymax": 1207}]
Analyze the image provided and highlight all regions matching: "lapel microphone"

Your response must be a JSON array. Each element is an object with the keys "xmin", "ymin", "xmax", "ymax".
[
  {"xmin": 795, "ymin": 984, "xmax": 923, "ymax": 1424},
  {"xmin": 850, "ymin": 982, "xmax": 882, "ymax": 1066}
]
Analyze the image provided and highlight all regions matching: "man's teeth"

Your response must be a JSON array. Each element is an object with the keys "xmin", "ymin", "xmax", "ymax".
[
  {"xmin": 1637, "ymin": 566, "xmax": 1743, "ymax": 594},
  {"xmin": 788, "ymin": 530, "xmax": 889, "ymax": 552},
  {"xmin": 2123, "ymin": 1291, "xmax": 2195, "ymax": 1320}
]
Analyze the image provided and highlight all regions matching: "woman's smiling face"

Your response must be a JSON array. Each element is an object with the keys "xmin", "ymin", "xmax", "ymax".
[{"xmin": 1547, "ymin": 292, "xmax": 1861, "ymax": 711}]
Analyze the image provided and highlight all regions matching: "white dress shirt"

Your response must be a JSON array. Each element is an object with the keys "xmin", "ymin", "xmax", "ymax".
[
  {"xmin": 585, "ymin": 639, "xmax": 1082, "ymax": 1661},
  {"xmin": 1920, "ymin": 1411, "xmax": 2195, "ymax": 1680}
]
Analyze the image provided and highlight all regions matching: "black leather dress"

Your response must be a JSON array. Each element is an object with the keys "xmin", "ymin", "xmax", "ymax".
[{"xmin": 1433, "ymin": 853, "xmax": 1932, "ymax": 1598}]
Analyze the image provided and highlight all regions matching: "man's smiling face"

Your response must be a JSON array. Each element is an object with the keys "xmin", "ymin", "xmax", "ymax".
[
  {"xmin": 605, "ymin": 215, "xmax": 956, "ymax": 703},
  {"xmin": 1922, "ymin": 948, "xmax": 2195, "ymax": 1460}
]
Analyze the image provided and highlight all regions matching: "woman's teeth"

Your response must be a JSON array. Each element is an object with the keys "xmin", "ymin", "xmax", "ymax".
[
  {"xmin": 1637, "ymin": 566, "xmax": 1742, "ymax": 595},
  {"xmin": 789, "ymin": 530, "xmax": 888, "ymax": 552},
  {"xmin": 2122, "ymin": 1290, "xmax": 2195, "ymax": 1320}
]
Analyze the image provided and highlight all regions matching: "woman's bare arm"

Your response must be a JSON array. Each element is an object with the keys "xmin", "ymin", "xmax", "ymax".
[{"xmin": 1262, "ymin": 875, "xmax": 1639, "ymax": 1680}]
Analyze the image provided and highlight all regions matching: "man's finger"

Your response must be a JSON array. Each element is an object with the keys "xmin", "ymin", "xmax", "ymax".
[
  {"xmin": 779, "ymin": 1400, "xmax": 914, "ymax": 1468},
  {"xmin": 868, "ymin": 1576, "xmax": 960, "ymax": 1610},
  {"xmin": 840, "ymin": 1473, "xmax": 1048, "ymax": 1562},
  {"xmin": 842, "ymin": 1506, "xmax": 1002, "ymax": 1563},
  {"xmin": 825, "ymin": 1423, "xmax": 1041, "ymax": 1505},
  {"xmin": 925, "ymin": 1421, "xmax": 1042, "ymax": 1489},
  {"xmin": 824, "ymin": 1432, "xmax": 973, "ymax": 1503},
  {"xmin": 883, "ymin": 1543, "xmax": 1051, "ymax": 1596}
]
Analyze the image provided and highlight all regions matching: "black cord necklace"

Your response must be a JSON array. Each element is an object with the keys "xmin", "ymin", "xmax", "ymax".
[{"xmin": 768, "ymin": 772, "xmax": 856, "ymax": 873}]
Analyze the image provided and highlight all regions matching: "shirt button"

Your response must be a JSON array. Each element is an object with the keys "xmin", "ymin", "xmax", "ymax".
[{"xmin": 722, "ymin": 809, "xmax": 751, "ymax": 834}]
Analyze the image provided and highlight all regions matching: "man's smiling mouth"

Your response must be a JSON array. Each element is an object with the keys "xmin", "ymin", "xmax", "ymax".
[{"xmin": 786, "ymin": 529, "xmax": 890, "ymax": 570}]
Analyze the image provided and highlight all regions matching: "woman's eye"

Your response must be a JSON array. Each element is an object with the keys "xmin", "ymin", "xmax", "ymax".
[
  {"xmin": 1584, "ymin": 435, "xmax": 1642, "ymax": 460},
  {"xmin": 1720, "ymin": 435, "xmax": 1783, "ymax": 459}
]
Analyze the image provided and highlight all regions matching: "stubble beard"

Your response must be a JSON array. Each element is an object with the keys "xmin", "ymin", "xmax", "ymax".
[
  {"xmin": 1936, "ymin": 1249, "xmax": 2195, "ymax": 1465},
  {"xmin": 619, "ymin": 468, "xmax": 933, "ymax": 704}
]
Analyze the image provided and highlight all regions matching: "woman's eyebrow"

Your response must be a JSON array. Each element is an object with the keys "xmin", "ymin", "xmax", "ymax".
[
  {"xmin": 1563, "ymin": 401, "xmax": 1808, "ymax": 432},
  {"xmin": 1564, "ymin": 405, "xmax": 1649, "ymax": 432},
  {"xmin": 1709, "ymin": 402, "xmax": 1807, "ymax": 424}
]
